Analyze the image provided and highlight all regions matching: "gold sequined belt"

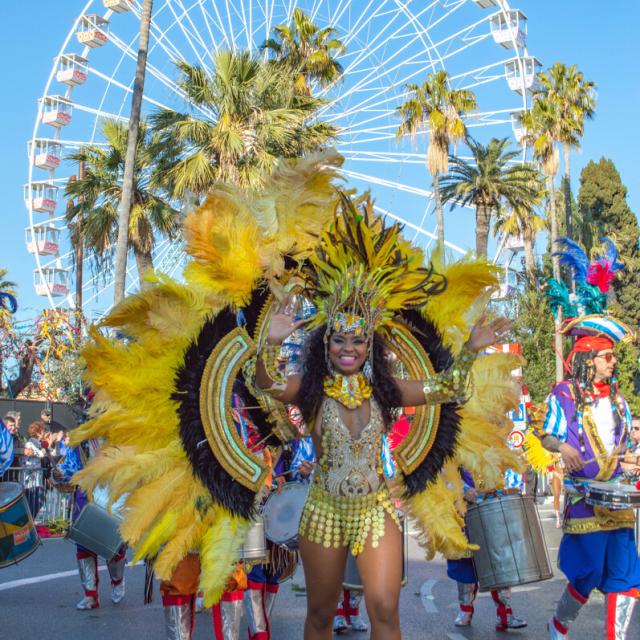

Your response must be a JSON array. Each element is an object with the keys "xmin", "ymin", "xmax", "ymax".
[{"xmin": 298, "ymin": 481, "xmax": 400, "ymax": 555}]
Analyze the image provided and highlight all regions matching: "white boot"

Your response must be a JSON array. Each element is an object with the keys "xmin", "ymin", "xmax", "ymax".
[
  {"xmin": 454, "ymin": 582, "xmax": 477, "ymax": 627},
  {"xmin": 492, "ymin": 589, "xmax": 527, "ymax": 631},
  {"xmin": 347, "ymin": 590, "xmax": 368, "ymax": 632},
  {"xmin": 605, "ymin": 592, "xmax": 637, "ymax": 640},
  {"xmin": 107, "ymin": 548, "xmax": 126, "ymax": 604},
  {"xmin": 547, "ymin": 584, "xmax": 588, "ymax": 639},
  {"xmin": 76, "ymin": 553, "xmax": 99, "ymax": 610}
]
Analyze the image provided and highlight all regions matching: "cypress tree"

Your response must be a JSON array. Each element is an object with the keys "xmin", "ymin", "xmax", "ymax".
[{"xmin": 578, "ymin": 158, "xmax": 640, "ymax": 412}]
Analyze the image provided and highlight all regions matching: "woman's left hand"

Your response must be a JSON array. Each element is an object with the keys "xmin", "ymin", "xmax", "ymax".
[{"xmin": 466, "ymin": 315, "xmax": 513, "ymax": 353}]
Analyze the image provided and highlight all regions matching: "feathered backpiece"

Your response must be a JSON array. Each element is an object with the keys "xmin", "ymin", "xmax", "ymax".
[
  {"xmin": 71, "ymin": 151, "xmax": 522, "ymax": 599},
  {"xmin": 303, "ymin": 193, "xmax": 446, "ymax": 338},
  {"xmin": 546, "ymin": 237, "xmax": 622, "ymax": 319}
]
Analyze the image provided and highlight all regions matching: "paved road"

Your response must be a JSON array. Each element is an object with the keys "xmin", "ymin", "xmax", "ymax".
[{"xmin": 1, "ymin": 499, "xmax": 637, "ymax": 639}]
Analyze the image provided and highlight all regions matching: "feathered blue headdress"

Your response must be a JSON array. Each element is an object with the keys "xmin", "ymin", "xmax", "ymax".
[
  {"xmin": 545, "ymin": 237, "xmax": 634, "ymax": 343},
  {"xmin": 0, "ymin": 292, "xmax": 17, "ymax": 315}
]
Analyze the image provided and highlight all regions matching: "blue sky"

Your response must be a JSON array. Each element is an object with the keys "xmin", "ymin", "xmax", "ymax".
[{"xmin": 1, "ymin": 1, "xmax": 638, "ymax": 323}]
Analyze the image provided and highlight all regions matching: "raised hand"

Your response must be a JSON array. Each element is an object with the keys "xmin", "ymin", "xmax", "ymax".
[
  {"xmin": 267, "ymin": 293, "xmax": 308, "ymax": 345},
  {"xmin": 466, "ymin": 314, "xmax": 513, "ymax": 353}
]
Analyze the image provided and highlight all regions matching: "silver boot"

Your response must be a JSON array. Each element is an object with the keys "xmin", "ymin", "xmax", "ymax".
[
  {"xmin": 334, "ymin": 589, "xmax": 350, "ymax": 633},
  {"xmin": 348, "ymin": 590, "xmax": 368, "ymax": 632},
  {"xmin": 107, "ymin": 549, "xmax": 126, "ymax": 604},
  {"xmin": 454, "ymin": 582, "xmax": 477, "ymax": 627},
  {"xmin": 547, "ymin": 584, "xmax": 588, "ymax": 639},
  {"xmin": 212, "ymin": 595, "xmax": 244, "ymax": 639},
  {"xmin": 245, "ymin": 583, "xmax": 272, "ymax": 639},
  {"xmin": 605, "ymin": 593, "xmax": 637, "ymax": 640},
  {"xmin": 163, "ymin": 600, "xmax": 194, "ymax": 640},
  {"xmin": 492, "ymin": 588, "xmax": 527, "ymax": 631},
  {"xmin": 76, "ymin": 554, "xmax": 99, "ymax": 610}
]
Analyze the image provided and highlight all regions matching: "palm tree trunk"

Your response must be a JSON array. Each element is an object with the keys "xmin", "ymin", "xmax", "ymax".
[
  {"xmin": 563, "ymin": 143, "xmax": 572, "ymax": 239},
  {"xmin": 74, "ymin": 161, "xmax": 85, "ymax": 328},
  {"xmin": 432, "ymin": 172, "xmax": 445, "ymax": 250},
  {"xmin": 523, "ymin": 236, "xmax": 535, "ymax": 280},
  {"xmin": 113, "ymin": 0, "xmax": 154, "ymax": 306},
  {"xmin": 475, "ymin": 203, "xmax": 491, "ymax": 258},
  {"xmin": 134, "ymin": 249, "xmax": 154, "ymax": 290},
  {"xmin": 548, "ymin": 174, "xmax": 564, "ymax": 382}
]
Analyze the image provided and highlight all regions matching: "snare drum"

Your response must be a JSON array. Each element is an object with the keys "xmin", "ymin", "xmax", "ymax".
[
  {"xmin": 67, "ymin": 502, "xmax": 124, "ymax": 561},
  {"xmin": 465, "ymin": 494, "xmax": 553, "ymax": 592},
  {"xmin": 262, "ymin": 482, "xmax": 309, "ymax": 550},
  {"xmin": 584, "ymin": 481, "xmax": 640, "ymax": 510},
  {"xmin": 0, "ymin": 482, "xmax": 40, "ymax": 568},
  {"xmin": 342, "ymin": 515, "xmax": 408, "ymax": 590}
]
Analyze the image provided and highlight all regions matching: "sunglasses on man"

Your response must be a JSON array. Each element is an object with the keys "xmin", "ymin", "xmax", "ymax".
[{"xmin": 594, "ymin": 352, "xmax": 617, "ymax": 363}]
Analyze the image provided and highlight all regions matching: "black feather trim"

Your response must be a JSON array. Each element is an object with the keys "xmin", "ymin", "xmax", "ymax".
[
  {"xmin": 172, "ymin": 312, "xmax": 257, "ymax": 519},
  {"xmin": 398, "ymin": 309, "xmax": 462, "ymax": 496}
]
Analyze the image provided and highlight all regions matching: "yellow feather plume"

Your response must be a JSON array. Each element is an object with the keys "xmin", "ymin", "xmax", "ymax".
[{"xmin": 524, "ymin": 432, "xmax": 555, "ymax": 473}]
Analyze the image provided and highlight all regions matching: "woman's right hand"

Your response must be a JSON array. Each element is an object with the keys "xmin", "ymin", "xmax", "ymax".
[
  {"xmin": 267, "ymin": 293, "xmax": 307, "ymax": 345},
  {"xmin": 559, "ymin": 443, "xmax": 584, "ymax": 473}
]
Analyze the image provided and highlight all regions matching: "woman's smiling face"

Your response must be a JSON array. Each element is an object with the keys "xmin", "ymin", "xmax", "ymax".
[{"xmin": 328, "ymin": 331, "xmax": 369, "ymax": 375}]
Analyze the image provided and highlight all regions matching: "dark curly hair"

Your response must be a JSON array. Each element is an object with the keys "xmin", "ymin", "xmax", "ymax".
[
  {"xmin": 569, "ymin": 350, "xmax": 624, "ymax": 443},
  {"xmin": 296, "ymin": 326, "xmax": 402, "ymax": 429}
]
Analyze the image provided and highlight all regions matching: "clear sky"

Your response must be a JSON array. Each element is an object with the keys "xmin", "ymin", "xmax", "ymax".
[{"xmin": 1, "ymin": 1, "xmax": 638, "ymax": 323}]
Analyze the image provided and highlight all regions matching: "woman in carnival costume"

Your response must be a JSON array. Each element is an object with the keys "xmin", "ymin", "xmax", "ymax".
[
  {"xmin": 69, "ymin": 153, "xmax": 522, "ymax": 639},
  {"xmin": 532, "ymin": 239, "xmax": 640, "ymax": 640}
]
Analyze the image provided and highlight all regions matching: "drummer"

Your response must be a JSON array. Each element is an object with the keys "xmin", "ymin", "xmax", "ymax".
[
  {"xmin": 446, "ymin": 468, "xmax": 528, "ymax": 632},
  {"xmin": 540, "ymin": 332, "xmax": 640, "ymax": 640}
]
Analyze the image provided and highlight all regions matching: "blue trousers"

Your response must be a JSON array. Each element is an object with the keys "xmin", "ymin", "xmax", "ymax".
[
  {"xmin": 446, "ymin": 557, "xmax": 477, "ymax": 584},
  {"xmin": 558, "ymin": 528, "xmax": 640, "ymax": 597}
]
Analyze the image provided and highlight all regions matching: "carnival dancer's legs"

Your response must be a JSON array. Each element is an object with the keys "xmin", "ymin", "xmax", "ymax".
[
  {"xmin": 551, "ymin": 467, "xmax": 563, "ymax": 528},
  {"xmin": 76, "ymin": 546, "xmax": 99, "ymax": 610},
  {"xmin": 491, "ymin": 589, "xmax": 527, "ymax": 631},
  {"xmin": 299, "ymin": 535, "xmax": 349, "ymax": 640},
  {"xmin": 107, "ymin": 547, "xmax": 127, "ymax": 604},
  {"xmin": 161, "ymin": 554, "xmax": 200, "ymax": 640},
  {"xmin": 354, "ymin": 511, "xmax": 403, "ymax": 640}
]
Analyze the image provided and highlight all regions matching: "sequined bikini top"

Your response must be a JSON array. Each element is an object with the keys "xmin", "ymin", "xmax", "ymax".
[{"xmin": 316, "ymin": 397, "xmax": 384, "ymax": 498}]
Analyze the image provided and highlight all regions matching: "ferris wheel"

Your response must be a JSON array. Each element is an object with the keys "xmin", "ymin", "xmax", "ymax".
[{"xmin": 27, "ymin": 0, "xmax": 539, "ymax": 316}]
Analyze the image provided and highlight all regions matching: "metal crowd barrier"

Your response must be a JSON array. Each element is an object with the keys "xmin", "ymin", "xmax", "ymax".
[{"xmin": 1, "ymin": 466, "xmax": 73, "ymax": 526}]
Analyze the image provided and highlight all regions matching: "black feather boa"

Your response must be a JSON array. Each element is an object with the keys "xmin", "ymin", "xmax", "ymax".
[{"xmin": 399, "ymin": 310, "xmax": 462, "ymax": 496}]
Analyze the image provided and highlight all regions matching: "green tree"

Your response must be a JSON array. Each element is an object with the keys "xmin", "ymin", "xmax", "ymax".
[
  {"xmin": 534, "ymin": 63, "xmax": 595, "ymax": 238},
  {"xmin": 152, "ymin": 50, "xmax": 336, "ymax": 197},
  {"xmin": 65, "ymin": 119, "xmax": 180, "ymax": 289},
  {"xmin": 513, "ymin": 282, "xmax": 557, "ymax": 404},
  {"xmin": 578, "ymin": 158, "xmax": 640, "ymax": 411},
  {"xmin": 262, "ymin": 7, "xmax": 345, "ymax": 94},
  {"xmin": 440, "ymin": 137, "xmax": 542, "ymax": 258},
  {"xmin": 396, "ymin": 70, "xmax": 477, "ymax": 249}
]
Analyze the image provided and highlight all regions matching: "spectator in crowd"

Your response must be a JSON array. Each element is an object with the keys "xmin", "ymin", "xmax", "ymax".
[
  {"xmin": 4, "ymin": 411, "xmax": 22, "ymax": 439},
  {"xmin": 23, "ymin": 424, "xmax": 47, "ymax": 519},
  {"xmin": 41, "ymin": 408, "xmax": 65, "ymax": 433},
  {"xmin": 630, "ymin": 416, "xmax": 640, "ymax": 454}
]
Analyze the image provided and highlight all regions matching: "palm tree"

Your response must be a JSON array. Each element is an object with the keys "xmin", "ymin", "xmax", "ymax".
[
  {"xmin": 151, "ymin": 50, "xmax": 336, "ymax": 197},
  {"xmin": 65, "ymin": 119, "xmax": 179, "ymax": 289},
  {"xmin": 262, "ymin": 7, "xmax": 344, "ymax": 94},
  {"xmin": 494, "ymin": 202, "xmax": 546, "ymax": 280},
  {"xmin": 534, "ymin": 63, "xmax": 595, "ymax": 238},
  {"xmin": 396, "ymin": 70, "xmax": 477, "ymax": 248},
  {"xmin": 439, "ymin": 137, "xmax": 542, "ymax": 258},
  {"xmin": 520, "ymin": 99, "xmax": 566, "ymax": 381}
]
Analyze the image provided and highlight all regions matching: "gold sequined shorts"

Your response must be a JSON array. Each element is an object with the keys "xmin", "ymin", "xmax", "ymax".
[{"xmin": 298, "ymin": 481, "xmax": 400, "ymax": 555}]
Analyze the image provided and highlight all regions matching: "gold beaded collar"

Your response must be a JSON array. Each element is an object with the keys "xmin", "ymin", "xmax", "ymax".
[{"xmin": 323, "ymin": 372, "xmax": 372, "ymax": 409}]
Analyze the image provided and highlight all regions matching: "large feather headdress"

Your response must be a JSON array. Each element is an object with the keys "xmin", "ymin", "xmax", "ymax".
[{"xmin": 303, "ymin": 193, "xmax": 446, "ymax": 337}]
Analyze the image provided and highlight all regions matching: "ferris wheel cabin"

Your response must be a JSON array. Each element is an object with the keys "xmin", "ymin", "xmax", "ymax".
[
  {"xmin": 24, "ymin": 182, "xmax": 58, "ymax": 214},
  {"xmin": 76, "ymin": 15, "xmax": 109, "ymax": 48},
  {"xmin": 490, "ymin": 10, "xmax": 527, "ymax": 49},
  {"xmin": 510, "ymin": 112, "xmax": 525, "ymax": 143},
  {"xmin": 504, "ymin": 56, "xmax": 541, "ymax": 94},
  {"xmin": 40, "ymin": 95, "xmax": 73, "ymax": 128},
  {"xmin": 33, "ymin": 267, "xmax": 69, "ymax": 298},
  {"xmin": 473, "ymin": 0, "xmax": 498, "ymax": 8},
  {"xmin": 30, "ymin": 139, "xmax": 62, "ymax": 171},
  {"xmin": 56, "ymin": 54, "xmax": 89, "ymax": 87},
  {"xmin": 26, "ymin": 224, "xmax": 61, "ymax": 257},
  {"xmin": 104, "ymin": 0, "xmax": 132, "ymax": 12}
]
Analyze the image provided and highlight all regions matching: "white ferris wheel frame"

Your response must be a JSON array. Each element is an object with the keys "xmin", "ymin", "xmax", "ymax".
[{"xmin": 27, "ymin": 0, "xmax": 534, "ymax": 313}]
